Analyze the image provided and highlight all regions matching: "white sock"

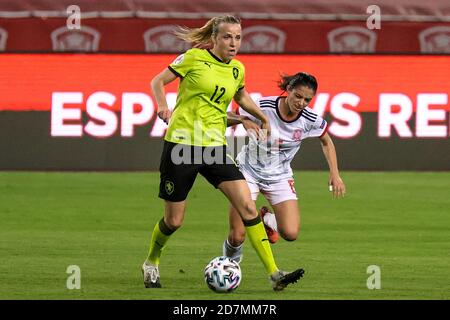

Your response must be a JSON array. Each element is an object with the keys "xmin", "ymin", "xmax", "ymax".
[
  {"xmin": 222, "ymin": 239, "xmax": 243, "ymax": 263},
  {"xmin": 263, "ymin": 211, "xmax": 279, "ymax": 232}
]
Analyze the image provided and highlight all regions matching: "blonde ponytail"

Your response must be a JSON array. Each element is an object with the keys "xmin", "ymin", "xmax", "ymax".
[{"xmin": 174, "ymin": 15, "xmax": 241, "ymax": 46}]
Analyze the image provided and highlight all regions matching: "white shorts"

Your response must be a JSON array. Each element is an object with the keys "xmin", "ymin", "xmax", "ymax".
[{"xmin": 241, "ymin": 169, "xmax": 298, "ymax": 205}]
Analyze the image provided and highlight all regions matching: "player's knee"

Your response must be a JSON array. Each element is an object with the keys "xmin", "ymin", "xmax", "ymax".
[
  {"xmin": 234, "ymin": 199, "xmax": 257, "ymax": 221},
  {"xmin": 241, "ymin": 200, "xmax": 257, "ymax": 220},
  {"xmin": 164, "ymin": 216, "xmax": 184, "ymax": 230},
  {"xmin": 280, "ymin": 229, "xmax": 298, "ymax": 241},
  {"xmin": 281, "ymin": 222, "xmax": 301, "ymax": 241}
]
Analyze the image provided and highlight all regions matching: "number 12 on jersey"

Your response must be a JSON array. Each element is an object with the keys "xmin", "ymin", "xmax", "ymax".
[{"xmin": 210, "ymin": 85, "xmax": 226, "ymax": 104}]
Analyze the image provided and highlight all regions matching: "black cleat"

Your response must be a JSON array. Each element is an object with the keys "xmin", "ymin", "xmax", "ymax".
[{"xmin": 270, "ymin": 268, "xmax": 305, "ymax": 291}]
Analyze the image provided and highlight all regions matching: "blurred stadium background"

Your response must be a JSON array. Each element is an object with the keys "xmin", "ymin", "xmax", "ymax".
[
  {"xmin": 0, "ymin": 0, "xmax": 449, "ymax": 170},
  {"xmin": 0, "ymin": 0, "xmax": 449, "ymax": 300}
]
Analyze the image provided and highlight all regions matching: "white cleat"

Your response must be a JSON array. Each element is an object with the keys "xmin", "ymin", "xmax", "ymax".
[{"xmin": 142, "ymin": 262, "xmax": 161, "ymax": 288}]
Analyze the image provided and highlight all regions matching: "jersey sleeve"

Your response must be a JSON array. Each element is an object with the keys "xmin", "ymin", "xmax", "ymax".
[
  {"xmin": 305, "ymin": 114, "xmax": 328, "ymax": 139},
  {"xmin": 168, "ymin": 49, "xmax": 195, "ymax": 78}
]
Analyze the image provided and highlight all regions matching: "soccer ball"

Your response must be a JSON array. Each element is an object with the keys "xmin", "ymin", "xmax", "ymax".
[{"xmin": 204, "ymin": 256, "xmax": 241, "ymax": 293}]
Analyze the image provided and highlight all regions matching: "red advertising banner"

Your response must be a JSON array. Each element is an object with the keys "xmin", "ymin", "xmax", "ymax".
[
  {"xmin": 0, "ymin": 54, "xmax": 449, "ymax": 139},
  {"xmin": 1, "ymin": 19, "xmax": 449, "ymax": 54}
]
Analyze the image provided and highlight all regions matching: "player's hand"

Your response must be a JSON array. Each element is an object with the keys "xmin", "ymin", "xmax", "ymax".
[
  {"xmin": 157, "ymin": 107, "xmax": 171, "ymax": 124},
  {"xmin": 260, "ymin": 120, "xmax": 271, "ymax": 140},
  {"xmin": 328, "ymin": 175, "xmax": 346, "ymax": 199},
  {"xmin": 242, "ymin": 117, "xmax": 265, "ymax": 140}
]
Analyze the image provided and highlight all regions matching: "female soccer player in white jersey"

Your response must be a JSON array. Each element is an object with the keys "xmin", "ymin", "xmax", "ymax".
[
  {"xmin": 143, "ymin": 15, "xmax": 304, "ymax": 291},
  {"xmin": 224, "ymin": 72, "xmax": 346, "ymax": 262}
]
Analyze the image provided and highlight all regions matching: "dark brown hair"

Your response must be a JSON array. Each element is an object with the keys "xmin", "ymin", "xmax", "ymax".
[{"xmin": 278, "ymin": 72, "xmax": 318, "ymax": 93}]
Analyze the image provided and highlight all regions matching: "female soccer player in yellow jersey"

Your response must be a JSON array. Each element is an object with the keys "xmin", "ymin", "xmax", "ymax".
[{"xmin": 142, "ymin": 15, "xmax": 304, "ymax": 290}]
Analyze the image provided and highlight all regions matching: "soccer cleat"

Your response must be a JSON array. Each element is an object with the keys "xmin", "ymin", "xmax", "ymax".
[
  {"xmin": 270, "ymin": 268, "xmax": 305, "ymax": 291},
  {"xmin": 260, "ymin": 206, "xmax": 279, "ymax": 244},
  {"xmin": 142, "ymin": 262, "xmax": 162, "ymax": 288}
]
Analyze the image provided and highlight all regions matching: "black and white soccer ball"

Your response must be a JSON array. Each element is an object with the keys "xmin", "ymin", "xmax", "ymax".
[{"xmin": 204, "ymin": 256, "xmax": 241, "ymax": 293}]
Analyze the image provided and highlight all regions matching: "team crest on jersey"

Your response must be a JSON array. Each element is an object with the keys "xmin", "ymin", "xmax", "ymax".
[
  {"xmin": 232, "ymin": 67, "xmax": 239, "ymax": 79},
  {"xmin": 165, "ymin": 181, "xmax": 175, "ymax": 195},
  {"xmin": 293, "ymin": 129, "xmax": 302, "ymax": 141}
]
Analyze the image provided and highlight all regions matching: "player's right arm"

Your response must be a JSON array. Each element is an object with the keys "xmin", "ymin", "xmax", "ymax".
[
  {"xmin": 150, "ymin": 68, "xmax": 177, "ymax": 124},
  {"xmin": 226, "ymin": 112, "xmax": 248, "ymax": 126},
  {"xmin": 226, "ymin": 112, "xmax": 262, "ymax": 138},
  {"xmin": 234, "ymin": 88, "xmax": 271, "ymax": 137}
]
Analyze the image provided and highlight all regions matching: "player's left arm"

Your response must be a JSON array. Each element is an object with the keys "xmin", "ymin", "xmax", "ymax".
[
  {"xmin": 234, "ymin": 88, "xmax": 271, "ymax": 137},
  {"xmin": 319, "ymin": 132, "xmax": 346, "ymax": 198}
]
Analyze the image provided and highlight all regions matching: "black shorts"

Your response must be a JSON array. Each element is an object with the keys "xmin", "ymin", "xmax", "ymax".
[{"xmin": 158, "ymin": 141, "xmax": 245, "ymax": 202}]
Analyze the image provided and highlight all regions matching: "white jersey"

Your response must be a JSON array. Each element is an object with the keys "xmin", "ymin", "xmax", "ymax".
[{"xmin": 236, "ymin": 96, "xmax": 328, "ymax": 183}]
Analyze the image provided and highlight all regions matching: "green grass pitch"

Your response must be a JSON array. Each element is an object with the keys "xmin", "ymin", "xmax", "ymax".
[{"xmin": 0, "ymin": 171, "xmax": 449, "ymax": 300}]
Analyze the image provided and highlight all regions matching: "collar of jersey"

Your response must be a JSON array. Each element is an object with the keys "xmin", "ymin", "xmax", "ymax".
[
  {"xmin": 275, "ymin": 96, "xmax": 303, "ymax": 123},
  {"xmin": 207, "ymin": 49, "xmax": 231, "ymax": 64}
]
